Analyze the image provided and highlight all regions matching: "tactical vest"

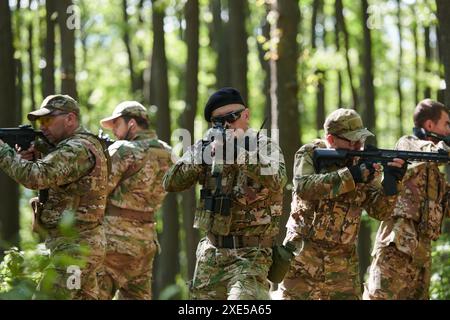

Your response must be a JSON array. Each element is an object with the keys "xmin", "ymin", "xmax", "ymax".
[
  {"xmin": 290, "ymin": 140, "xmax": 368, "ymax": 246},
  {"xmin": 193, "ymin": 159, "xmax": 283, "ymax": 237},
  {"xmin": 40, "ymin": 133, "xmax": 108, "ymax": 231}
]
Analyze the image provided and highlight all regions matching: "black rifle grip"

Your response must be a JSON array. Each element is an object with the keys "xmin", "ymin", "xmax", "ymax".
[{"xmin": 383, "ymin": 171, "xmax": 398, "ymax": 196}]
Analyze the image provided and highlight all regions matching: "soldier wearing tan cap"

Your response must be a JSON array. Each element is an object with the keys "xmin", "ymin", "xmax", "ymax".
[
  {"xmin": 0, "ymin": 94, "xmax": 108, "ymax": 299},
  {"xmin": 97, "ymin": 101, "xmax": 172, "ymax": 300},
  {"xmin": 278, "ymin": 108, "xmax": 406, "ymax": 300}
]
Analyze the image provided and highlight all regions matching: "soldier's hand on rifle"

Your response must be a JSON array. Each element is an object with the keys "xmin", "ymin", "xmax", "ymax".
[
  {"xmin": 384, "ymin": 158, "xmax": 407, "ymax": 182},
  {"xmin": 16, "ymin": 143, "xmax": 38, "ymax": 161},
  {"xmin": 348, "ymin": 161, "xmax": 377, "ymax": 183}
]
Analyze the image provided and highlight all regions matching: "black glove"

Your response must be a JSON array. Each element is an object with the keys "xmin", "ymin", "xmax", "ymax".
[
  {"xmin": 348, "ymin": 161, "xmax": 376, "ymax": 183},
  {"xmin": 384, "ymin": 163, "xmax": 407, "ymax": 182},
  {"xmin": 382, "ymin": 162, "xmax": 407, "ymax": 196}
]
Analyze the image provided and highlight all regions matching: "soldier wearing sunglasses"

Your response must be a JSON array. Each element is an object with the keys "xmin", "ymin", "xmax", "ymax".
[
  {"xmin": 0, "ymin": 95, "xmax": 108, "ymax": 300},
  {"xmin": 163, "ymin": 87, "xmax": 287, "ymax": 300},
  {"xmin": 278, "ymin": 108, "xmax": 406, "ymax": 300}
]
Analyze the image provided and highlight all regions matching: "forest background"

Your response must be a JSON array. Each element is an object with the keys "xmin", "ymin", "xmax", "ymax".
[{"xmin": 0, "ymin": 0, "xmax": 449, "ymax": 299}]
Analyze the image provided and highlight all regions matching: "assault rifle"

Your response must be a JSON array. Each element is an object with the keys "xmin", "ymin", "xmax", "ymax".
[
  {"xmin": 313, "ymin": 145, "xmax": 450, "ymax": 196},
  {"xmin": 0, "ymin": 125, "xmax": 53, "ymax": 150}
]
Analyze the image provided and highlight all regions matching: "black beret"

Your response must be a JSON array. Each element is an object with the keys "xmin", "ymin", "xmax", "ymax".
[{"xmin": 204, "ymin": 87, "xmax": 246, "ymax": 122}]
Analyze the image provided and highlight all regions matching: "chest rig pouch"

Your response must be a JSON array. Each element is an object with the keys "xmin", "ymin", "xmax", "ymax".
[{"xmin": 194, "ymin": 165, "xmax": 235, "ymax": 235}]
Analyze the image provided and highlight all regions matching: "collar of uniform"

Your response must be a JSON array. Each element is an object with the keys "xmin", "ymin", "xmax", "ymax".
[
  {"xmin": 132, "ymin": 129, "xmax": 157, "ymax": 141},
  {"xmin": 55, "ymin": 126, "xmax": 86, "ymax": 146}
]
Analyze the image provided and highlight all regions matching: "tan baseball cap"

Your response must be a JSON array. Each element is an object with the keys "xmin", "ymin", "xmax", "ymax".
[
  {"xmin": 100, "ymin": 101, "xmax": 149, "ymax": 129},
  {"xmin": 324, "ymin": 108, "xmax": 374, "ymax": 141},
  {"xmin": 28, "ymin": 95, "xmax": 79, "ymax": 121}
]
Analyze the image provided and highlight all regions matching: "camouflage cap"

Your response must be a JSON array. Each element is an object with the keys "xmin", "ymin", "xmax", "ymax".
[
  {"xmin": 28, "ymin": 94, "xmax": 79, "ymax": 121},
  {"xmin": 324, "ymin": 108, "xmax": 374, "ymax": 141},
  {"xmin": 100, "ymin": 101, "xmax": 149, "ymax": 129}
]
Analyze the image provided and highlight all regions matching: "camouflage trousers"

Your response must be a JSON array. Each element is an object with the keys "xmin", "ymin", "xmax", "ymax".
[
  {"xmin": 363, "ymin": 244, "xmax": 431, "ymax": 300},
  {"xmin": 279, "ymin": 240, "xmax": 361, "ymax": 300},
  {"xmin": 98, "ymin": 216, "xmax": 158, "ymax": 300},
  {"xmin": 190, "ymin": 237, "xmax": 273, "ymax": 300},
  {"xmin": 34, "ymin": 225, "xmax": 106, "ymax": 300}
]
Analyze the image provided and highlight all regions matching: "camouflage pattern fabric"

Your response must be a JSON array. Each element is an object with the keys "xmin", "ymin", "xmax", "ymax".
[
  {"xmin": 364, "ymin": 135, "xmax": 449, "ymax": 300},
  {"xmin": 163, "ymin": 130, "xmax": 287, "ymax": 299},
  {"xmin": 279, "ymin": 237, "xmax": 361, "ymax": 300},
  {"xmin": 280, "ymin": 139, "xmax": 399, "ymax": 300},
  {"xmin": 190, "ymin": 237, "xmax": 272, "ymax": 300},
  {"xmin": 0, "ymin": 126, "xmax": 109, "ymax": 299},
  {"xmin": 98, "ymin": 130, "xmax": 172, "ymax": 300}
]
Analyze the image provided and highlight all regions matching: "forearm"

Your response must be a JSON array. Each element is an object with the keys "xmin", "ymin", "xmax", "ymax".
[{"xmin": 294, "ymin": 167, "xmax": 355, "ymax": 200}]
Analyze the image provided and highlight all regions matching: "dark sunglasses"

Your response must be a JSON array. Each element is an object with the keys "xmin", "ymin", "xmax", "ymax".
[{"xmin": 211, "ymin": 108, "xmax": 245, "ymax": 125}]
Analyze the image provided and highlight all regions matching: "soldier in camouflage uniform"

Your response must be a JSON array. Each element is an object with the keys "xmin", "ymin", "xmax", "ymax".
[
  {"xmin": 163, "ymin": 87, "xmax": 287, "ymax": 300},
  {"xmin": 97, "ymin": 101, "xmax": 172, "ymax": 300},
  {"xmin": 279, "ymin": 108, "xmax": 406, "ymax": 300},
  {"xmin": 0, "ymin": 95, "xmax": 108, "ymax": 299},
  {"xmin": 364, "ymin": 99, "xmax": 450, "ymax": 300}
]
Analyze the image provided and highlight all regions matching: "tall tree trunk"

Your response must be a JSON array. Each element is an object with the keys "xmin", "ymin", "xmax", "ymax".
[
  {"xmin": 361, "ymin": 0, "xmax": 376, "ymax": 146},
  {"xmin": 56, "ymin": 0, "xmax": 77, "ymax": 99},
  {"xmin": 150, "ymin": 0, "xmax": 180, "ymax": 300},
  {"xmin": 228, "ymin": 0, "xmax": 248, "ymax": 103},
  {"xmin": 211, "ymin": 0, "xmax": 231, "ymax": 88},
  {"xmin": 396, "ymin": 0, "xmax": 403, "ymax": 137},
  {"xmin": 335, "ymin": 0, "xmax": 358, "ymax": 109},
  {"xmin": 358, "ymin": 0, "xmax": 375, "ymax": 283},
  {"xmin": 28, "ymin": 1, "xmax": 36, "ymax": 114},
  {"xmin": 135, "ymin": 0, "xmax": 145, "ymax": 97},
  {"xmin": 312, "ymin": 0, "xmax": 326, "ymax": 136},
  {"xmin": 0, "ymin": 1, "xmax": 20, "ymax": 255},
  {"xmin": 334, "ymin": 2, "xmax": 343, "ymax": 109},
  {"xmin": 436, "ymin": 0, "xmax": 450, "ymax": 235},
  {"xmin": 42, "ymin": 0, "xmax": 56, "ymax": 97},
  {"xmin": 411, "ymin": 5, "xmax": 419, "ymax": 105},
  {"xmin": 272, "ymin": 0, "xmax": 301, "ymax": 243},
  {"xmin": 181, "ymin": 0, "xmax": 200, "ymax": 281},
  {"xmin": 15, "ymin": 0, "xmax": 23, "ymax": 123},
  {"xmin": 424, "ymin": 25, "xmax": 432, "ymax": 98},
  {"xmin": 257, "ymin": 4, "xmax": 272, "ymax": 136},
  {"xmin": 121, "ymin": 0, "xmax": 139, "ymax": 95}
]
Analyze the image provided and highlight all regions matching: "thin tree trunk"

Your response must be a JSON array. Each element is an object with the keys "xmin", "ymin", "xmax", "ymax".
[
  {"xmin": 210, "ymin": 0, "xmax": 231, "ymax": 88},
  {"xmin": 0, "ymin": 1, "xmax": 20, "ymax": 255},
  {"xmin": 272, "ymin": 0, "xmax": 301, "ymax": 243},
  {"xmin": 150, "ymin": 0, "xmax": 180, "ymax": 300},
  {"xmin": 228, "ymin": 0, "xmax": 248, "ymax": 103},
  {"xmin": 56, "ymin": 0, "xmax": 77, "ymax": 99},
  {"xmin": 361, "ymin": 0, "xmax": 376, "ymax": 146},
  {"xmin": 257, "ymin": 4, "xmax": 272, "ymax": 136},
  {"xmin": 122, "ymin": 0, "xmax": 139, "ymax": 94},
  {"xmin": 28, "ymin": 1, "xmax": 36, "ymax": 114},
  {"xmin": 411, "ymin": 5, "xmax": 419, "ymax": 105},
  {"xmin": 396, "ymin": 0, "xmax": 403, "ymax": 137},
  {"xmin": 335, "ymin": 0, "xmax": 358, "ymax": 109},
  {"xmin": 424, "ymin": 25, "xmax": 432, "ymax": 98},
  {"xmin": 15, "ymin": 0, "xmax": 23, "ymax": 123},
  {"xmin": 42, "ymin": 0, "xmax": 56, "ymax": 97},
  {"xmin": 312, "ymin": 0, "xmax": 326, "ymax": 136},
  {"xmin": 334, "ymin": 3, "xmax": 343, "ymax": 109},
  {"xmin": 181, "ymin": 0, "xmax": 200, "ymax": 281},
  {"xmin": 357, "ymin": 218, "xmax": 372, "ymax": 289}
]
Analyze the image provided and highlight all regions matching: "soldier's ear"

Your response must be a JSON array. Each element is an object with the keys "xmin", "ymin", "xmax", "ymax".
[
  {"xmin": 423, "ymin": 119, "xmax": 434, "ymax": 131},
  {"xmin": 326, "ymin": 134, "xmax": 335, "ymax": 145}
]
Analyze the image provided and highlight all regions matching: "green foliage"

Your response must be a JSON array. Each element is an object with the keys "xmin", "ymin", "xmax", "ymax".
[
  {"xmin": 0, "ymin": 246, "xmax": 49, "ymax": 300},
  {"xmin": 430, "ymin": 234, "xmax": 450, "ymax": 300}
]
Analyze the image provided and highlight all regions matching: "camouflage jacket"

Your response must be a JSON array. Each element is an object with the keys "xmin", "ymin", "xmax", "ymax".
[
  {"xmin": 373, "ymin": 135, "xmax": 450, "ymax": 258},
  {"xmin": 107, "ymin": 130, "xmax": 172, "ymax": 213},
  {"xmin": 286, "ymin": 139, "xmax": 399, "ymax": 247},
  {"xmin": 163, "ymin": 129, "xmax": 287, "ymax": 238},
  {"xmin": 0, "ymin": 127, "xmax": 108, "ymax": 234}
]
